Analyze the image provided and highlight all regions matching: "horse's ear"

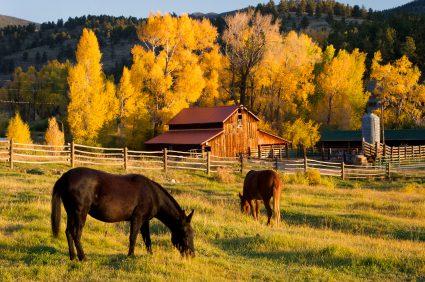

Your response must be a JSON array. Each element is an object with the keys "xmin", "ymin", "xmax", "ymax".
[
  {"xmin": 238, "ymin": 191, "xmax": 243, "ymax": 199},
  {"xmin": 179, "ymin": 210, "xmax": 186, "ymax": 223},
  {"xmin": 186, "ymin": 209, "xmax": 194, "ymax": 223}
]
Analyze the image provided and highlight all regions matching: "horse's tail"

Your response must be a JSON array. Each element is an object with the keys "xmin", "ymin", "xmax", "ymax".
[
  {"xmin": 51, "ymin": 178, "xmax": 62, "ymax": 238},
  {"xmin": 273, "ymin": 175, "xmax": 281, "ymax": 228}
]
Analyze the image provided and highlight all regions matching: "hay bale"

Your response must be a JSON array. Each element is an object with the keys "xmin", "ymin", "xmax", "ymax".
[{"xmin": 353, "ymin": 155, "xmax": 368, "ymax": 166}]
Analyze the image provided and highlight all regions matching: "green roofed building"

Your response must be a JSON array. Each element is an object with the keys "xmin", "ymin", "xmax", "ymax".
[{"xmin": 320, "ymin": 129, "xmax": 425, "ymax": 149}]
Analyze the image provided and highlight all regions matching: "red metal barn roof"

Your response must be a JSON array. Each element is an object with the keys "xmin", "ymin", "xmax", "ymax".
[
  {"xmin": 166, "ymin": 105, "xmax": 260, "ymax": 125},
  {"xmin": 145, "ymin": 129, "xmax": 224, "ymax": 145}
]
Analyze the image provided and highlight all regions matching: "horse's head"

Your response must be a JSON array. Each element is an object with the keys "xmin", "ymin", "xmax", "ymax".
[
  {"xmin": 238, "ymin": 191, "xmax": 250, "ymax": 215},
  {"xmin": 172, "ymin": 209, "xmax": 195, "ymax": 258}
]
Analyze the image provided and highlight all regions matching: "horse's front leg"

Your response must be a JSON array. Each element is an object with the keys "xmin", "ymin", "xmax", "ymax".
[
  {"xmin": 248, "ymin": 200, "xmax": 257, "ymax": 221},
  {"xmin": 140, "ymin": 221, "xmax": 152, "ymax": 254},
  {"xmin": 128, "ymin": 217, "xmax": 144, "ymax": 257}
]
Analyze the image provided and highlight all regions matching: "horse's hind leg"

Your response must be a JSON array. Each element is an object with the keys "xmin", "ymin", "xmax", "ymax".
[
  {"xmin": 65, "ymin": 215, "xmax": 77, "ymax": 260},
  {"xmin": 128, "ymin": 217, "xmax": 144, "ymax": 256},
  {"xmin": 140, "ymin": 221, "xmax": 152, "ymax": 254},
  {"xmin": 73, "ymin": 211, "xmax": 88, "ymax": 261},
  {"xmin": 263, "ymin": 199, "xmax": 273, "ymax": 226}
]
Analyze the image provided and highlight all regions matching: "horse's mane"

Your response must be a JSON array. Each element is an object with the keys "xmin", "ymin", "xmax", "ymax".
[{"xmin": 135, "ymin": 174, "xmax": 183, "ymax": 213}]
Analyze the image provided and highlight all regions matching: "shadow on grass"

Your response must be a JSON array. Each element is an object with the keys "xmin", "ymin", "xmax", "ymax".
[
  {"xmin": 281, "ymin": 210, "xmax": 425, "ymax": 241},
  {"xmin": 212, "ymin": 236, "xmax": 420, "ymax": 276}
]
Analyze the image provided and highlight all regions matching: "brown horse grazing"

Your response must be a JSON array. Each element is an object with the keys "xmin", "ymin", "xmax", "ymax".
[
  {"xmin": 238, "ymin": 170, "xmax": 282, "ymax": 227},
  {"xmin": 51, "ymin": 167, "xmax": 195, "ymax": 261}
]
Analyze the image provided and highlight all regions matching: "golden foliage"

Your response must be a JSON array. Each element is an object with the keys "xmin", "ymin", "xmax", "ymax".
[
  {"xmin": 370, "ymin": 52, "xmax": 425, "ymax": 128},
  {"xmin": 314, "ymin": 48, "xmax": 367, "ymax": 130},
  {"xmin": 67, "ymin": 29, "xmax": 118, "ymax": 144},
  {"xmin": 282, "ymin": 118, "xmax": 320, "ymax": 149},
  {"xmin": 44, "ymin": 116, "xmax": 64, "ymax": 147},
  {"xmin": 6, "ymin": 112, "xmax": 32, "ymax": 144},
  {"xmin": 133, "ymin": 12, "xmax": 220, "ymax": 135}
]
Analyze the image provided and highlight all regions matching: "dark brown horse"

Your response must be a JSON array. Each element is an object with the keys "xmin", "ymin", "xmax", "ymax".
[
  {"xmin": 51, "ymin": 167, "xmax": 195, "ymax": 261},
  {"xmin": 238, "ymin": 170, "xmax": 282, "ymax": 227}
]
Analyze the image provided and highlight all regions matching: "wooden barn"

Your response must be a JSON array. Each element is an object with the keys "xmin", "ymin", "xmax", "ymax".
[{"xmin": 145, "ymin": 105, "xmax": 290, "ymax": 157}]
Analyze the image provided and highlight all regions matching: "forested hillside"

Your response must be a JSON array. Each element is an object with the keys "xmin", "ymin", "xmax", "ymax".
[{"xmin": 0, "ymin": 0, "xmax": 424, "ymax": 150}]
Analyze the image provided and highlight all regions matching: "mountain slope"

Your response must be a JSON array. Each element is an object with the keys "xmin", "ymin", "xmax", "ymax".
[
  {"xmin": 384, "ymin": 0, "xmax": 425, "ymax": 13},
  {"xmin": 0, "ymin": 14, "xmax": 39, "ymax": 29}
]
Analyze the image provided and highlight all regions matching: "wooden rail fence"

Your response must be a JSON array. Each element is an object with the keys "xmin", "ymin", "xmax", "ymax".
[{"xmin": 1, "ymin": 139, "xmax": 424, "ymax": 179}]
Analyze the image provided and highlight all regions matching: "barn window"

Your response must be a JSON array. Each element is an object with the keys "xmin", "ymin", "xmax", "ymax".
[
  {"xmin": 238, "ymin": 109, "xmax": 243, "ymax": 127},
  {"xmin": 369, "ymin": 102, "xmax": 377, "ymax": 107},
  {"xmin": 169, "ymin": 146, "xmax": 173, "ymax": 150}
]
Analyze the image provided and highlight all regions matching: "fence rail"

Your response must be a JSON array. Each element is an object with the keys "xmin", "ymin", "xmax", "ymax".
[{"xmin": 2, "ymin": 139, "xmax": 425, "ymax": 179}]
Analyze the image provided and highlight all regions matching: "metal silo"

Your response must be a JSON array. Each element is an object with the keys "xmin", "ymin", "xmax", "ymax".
[{"xmin": 362, "ymin": 113, "xmax": 380, "ymax": 145}]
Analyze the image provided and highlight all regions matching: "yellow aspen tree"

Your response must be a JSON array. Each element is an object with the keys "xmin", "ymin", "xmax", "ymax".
[
  {"xmin": 67, "ymin": 28, "xmax": 118, "ymax": 145},
  {"xmin": 117, "ymin": 67, "xmax": 136, "ymax": 146},
  {"xmin": 248, "ymin": 31, "xmax": 321, "ymax": 132},
  {"xmin": 370, "ymin": 52, "xmax": 425, "ymax": 128},
  {"xmin": 6, "ymin": 112, "xmax": 32, "ymax": 144},
  {"xmin": 44, "ymin": 116, "xmax": 65, "ymax": 154},
  {"xmin": 315, "ymin": 48, "xmax": 367, "ymax": 130},
  {"xmin": 282, "ymin": 118, "xmax": 321, "ymax": 149},
  {"xmin": 132, "ymin": 12, "xmax": 219, "ymax": 136},
  {"xmin": 222, "ymin": 10, "xmax": 282, "ymax": 105}
]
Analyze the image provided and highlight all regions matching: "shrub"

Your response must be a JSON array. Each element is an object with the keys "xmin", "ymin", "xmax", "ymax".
[
  {"xmin": 6, "ymin": 112, "xmax": 32, "ymax": 144},
  {"xmin": 214, "ymin": 167, "xmax": 235, "ymax": 184},
  {"xmin": 402, "ymin": 183, "xmax": 425, "ymax": 194},
  {"xmin": 305, "ymin": 169, "xmax": 321, "ymax": 185},
  {"xmin": 44, "ymin": 117, "xmax": 64, "ymax": 148}
]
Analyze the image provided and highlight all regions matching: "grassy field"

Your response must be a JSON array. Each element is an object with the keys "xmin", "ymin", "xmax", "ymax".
[{"xmin": 0, "ymin": 164, "xmax": 425, "ymax": 281}]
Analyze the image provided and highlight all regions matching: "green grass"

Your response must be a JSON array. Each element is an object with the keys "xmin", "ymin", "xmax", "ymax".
[{"xmin": 0, "ymin": 163, "xmax": 425, "ymax": 281}]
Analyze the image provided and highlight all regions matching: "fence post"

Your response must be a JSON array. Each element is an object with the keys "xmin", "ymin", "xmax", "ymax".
[
  {"xmin": 341, "ymin": 162, "xmax": 345, "ymax": 180},
  {"xmin": 71, "ymin": 141, "xmax": 75, "ymax": 168},
  {"xmin": 207, "ymin": 152, "xmax": 210, "ymax": 176},
  {"xmin": 375, "ymin": 142, "xmax": 379, "ymax": 158},
  {"xmin": 9, "ymin": 138, "xmax": 13, "ymax": 169},
  {"xmin": 405, "ymin": 146, "xmax": 407, "ymax": 161},
  {"xmin": 240, "ymin": 153, "xmax": 244, "ymax": 174},
  {"xmin": 258, "ymin": 145, "xmax": 261, "ymax": 158},
  {"xmin": 362, "ymin": 138, "xmax": 365, "ymax": 155},
  {"xmin": 124, "ymin": 147, "xmax": 128, "ymax": 172},
  {"xmin": 164, "ymin": 148, "xmax": 168, "ymax": 173},
  {"xmin": 321, "ymin": 147, "xmax": 325, "ymax": 162},
  {"xmin": 387, "ymin": 162, "xmax": 391, "ymax": 179},
  {"xmin": 304, "ymin": 149, "xmax": 307, "ymax": 173}
]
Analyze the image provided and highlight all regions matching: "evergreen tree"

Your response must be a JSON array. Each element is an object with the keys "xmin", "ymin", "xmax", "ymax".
[
  {"xmin": 352, "ymin": 5, "xmax": 361, "ymax": 18},
  {"xmin": 22, "ymin": 51, "xmax": 28, "ymax": 61},
  {"xmin": 300, "ymin": 15, "xmax": 310, "ymax": 29},
  {"xmin": 42, "ymin": 51, "xmax": 48, "ymax": 63},
  {"xmin": 315, "ymin": 5, "xmax": 322, "ymax": 20},
  {"xmin": 35, "ymin": 51, "xmax": 41, "ymax": 63},
  {"xmin": 278, "ymin": 0, "xmax": 288, "ymax": 14}
]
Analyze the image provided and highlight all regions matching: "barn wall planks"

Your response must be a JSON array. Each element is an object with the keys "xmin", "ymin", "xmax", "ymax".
[{"xmin": 208, "ymin": 109, "xmax": 258, "ymax": 157}]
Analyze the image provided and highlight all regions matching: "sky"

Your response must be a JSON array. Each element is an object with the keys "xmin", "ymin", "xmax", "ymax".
[{"xmin": 1, "ymin": 0, "xmax": 414, "ymax": 24}]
